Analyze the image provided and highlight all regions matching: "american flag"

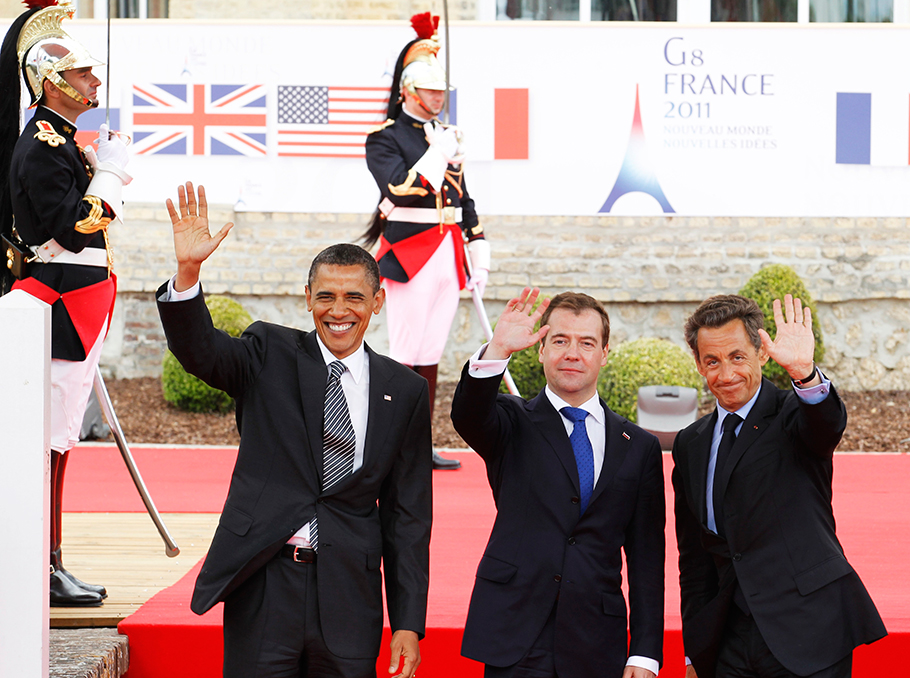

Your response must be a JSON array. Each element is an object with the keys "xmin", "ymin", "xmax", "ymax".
[
  {"xmin": 277, "ymin": 85, "xmax": 389, "ymax": 158},
  {"xmin": 131, "ymin": 84, "xmax": 267, "ymax": 156}
]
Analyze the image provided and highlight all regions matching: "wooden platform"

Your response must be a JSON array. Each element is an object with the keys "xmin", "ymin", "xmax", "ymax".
[{"xmin": 51, "ymin": 513, "xmax": 218, "ymax": 628}]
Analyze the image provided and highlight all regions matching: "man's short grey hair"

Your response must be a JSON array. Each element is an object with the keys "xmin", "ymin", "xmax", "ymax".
[{"xmin": 684, "ymin": 294, "xmax": 764, "ymax": 360}]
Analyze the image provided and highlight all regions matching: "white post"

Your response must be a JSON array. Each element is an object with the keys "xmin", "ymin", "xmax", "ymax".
[{"xmin": 0, "ymin": 290, "xmax": 51, "ymax": 678}]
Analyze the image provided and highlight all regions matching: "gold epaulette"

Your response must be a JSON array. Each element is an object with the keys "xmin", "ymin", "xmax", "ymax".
[
  {"xmin": 34, "ymin": 120, "xmax": 66, "ymax": 148},
  {"xmin": 368, "ymin": 118, "xmax": 395, "ymax": 135}
]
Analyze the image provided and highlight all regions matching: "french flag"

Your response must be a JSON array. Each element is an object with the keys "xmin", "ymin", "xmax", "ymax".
[{"xmin": 835, "ymin": 92, "xmax": 909, "ymax": 166}]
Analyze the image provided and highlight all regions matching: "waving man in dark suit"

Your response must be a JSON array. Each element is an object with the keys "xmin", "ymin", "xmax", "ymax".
[
  {"xmin": 157, "ymin": 182, "xmax": 432, "ymax": 678},
  {"xmin": 672, "ymin": 294, "xmax": 886, "ymax": 678},
  {"xmin": 451, "ymin": 288, "xmax": 665, "ymax": 678}
]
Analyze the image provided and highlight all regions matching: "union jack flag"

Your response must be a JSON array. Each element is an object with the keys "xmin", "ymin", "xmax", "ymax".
[
  {"xmin": 276, "ymin": 85, "xmax": 389, "ymax": 158},
  {"xmin": 131, "ymin": 84, "xmax": 267, "ymax": 156}
]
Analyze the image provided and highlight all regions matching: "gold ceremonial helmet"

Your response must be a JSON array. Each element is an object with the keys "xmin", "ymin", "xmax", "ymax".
[
  {"xmin": 17, "ymin": 0, "xmax": 103, "ymax": 108},
  {"xmin": 400, "ymin": 13, "xmax": 446, "ymax": 94}
]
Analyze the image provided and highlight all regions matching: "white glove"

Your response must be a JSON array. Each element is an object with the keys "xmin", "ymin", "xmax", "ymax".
[
  {"xmin": 466, "ymin": 239, "xmax": 491, "ymax": 298},
  {"xmin": 466, "ymin": 267, "xmax": 488, "ymax": 298},
  {"xmin": 426, "ymin": 123, "xmax": 465, "ymax": 165},
  {"xmin": 95, "ymin": 124, "xmax": 131, "ymax": 175}
]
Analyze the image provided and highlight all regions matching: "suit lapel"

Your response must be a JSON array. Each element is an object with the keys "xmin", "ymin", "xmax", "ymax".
[
  {"xmin": 362, "ymin": 345, "xmax": 395, "ymax": 473},
  {"xmin": 589, "ymin": 402, "xmax": 630, "ymax": 505},
  {"xmin": 527, "ymin": 392, "xmax": 581, "ymax": 492},
  {"xmin": 298, "ymin": 332, "xmax": 328, "ymax": 482},
  {"xmin": 714, "ymin": 381, "xmax": 779, "ymax": 511}
]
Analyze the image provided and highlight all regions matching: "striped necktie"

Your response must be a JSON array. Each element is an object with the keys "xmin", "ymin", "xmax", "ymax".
[{"xmin": 312, "ymin": 360, "xmax": 356, "ymax": 550}]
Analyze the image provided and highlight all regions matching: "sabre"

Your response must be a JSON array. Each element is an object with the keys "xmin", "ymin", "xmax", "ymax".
[
  {"xmin": 464, "ymin": 246, "xmax": 521, "ymax": 397},
  {"xmin": 439, "ymin": 1, "xmax": 518, "ymax": 396},
  {"xmin": 93, "ymin": 367, "xmax": 180, "ymax": 557},
  {"xmin": 442, "ymin": 0, "xmax": 450, "ymax": 125},
  {"xmin": 105, "ymin": 0, "xmax": 110, "ymax": 130}
]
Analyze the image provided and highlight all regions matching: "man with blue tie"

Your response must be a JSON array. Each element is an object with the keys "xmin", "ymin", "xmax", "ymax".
[
  {"xmin": 672, "ymin": 294, "xmax": 885, "ymax": 678},
  {"xmin": 451, "ymin": 288, "xmax": 665, "ymax": 678}
]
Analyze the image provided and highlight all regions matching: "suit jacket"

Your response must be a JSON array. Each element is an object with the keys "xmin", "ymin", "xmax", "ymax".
[
  {"xmin": 10, "ymin": 107, "xmax": 115, "ymax": 360},
  {"xmin": 672, "ymin": 378, "xmax": 886, "ymax": 677},
  {"xmin": 451, "ymin": 366, "xmax": 665, "ymax": 678},
  {"xmin": 365, "ymin": 115, "xmax": 482, "ymax": 283},
  {"xmin": 157, "ymin": 284, "xmax": 433, "ymax": 659}
]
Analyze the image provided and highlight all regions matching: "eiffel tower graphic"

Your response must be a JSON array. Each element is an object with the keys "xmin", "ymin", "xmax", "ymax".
[{"xmin": 599, "ymin": 85, "xmax": 674, "ymax": 214}]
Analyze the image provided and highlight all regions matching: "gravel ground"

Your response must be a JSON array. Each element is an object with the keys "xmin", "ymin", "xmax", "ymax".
[{"xmin": 100, "ymin": 377, "xmax": 910, "ymax": 452}]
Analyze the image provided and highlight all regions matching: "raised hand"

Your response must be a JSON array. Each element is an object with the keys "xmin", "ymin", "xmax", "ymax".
[
  {"xmin": 758, "ymin": 294, "xmax": 818, "ymax": 384},
  {"xmin": 165, "ymin": 182, "xmax": 233, "ymax": 291},
  {"xmin": 485, "ymin": 287, "xmax": 551, "ymax": 360}
]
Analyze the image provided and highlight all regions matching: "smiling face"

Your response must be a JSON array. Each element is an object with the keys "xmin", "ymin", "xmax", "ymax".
[
  {"xmin": 695, "ymin": 319, "xmax": 769, "ymax": 413},
  {"xmin": 538, "ymin": 308, "xmax": 609, "ymax": 407},
  {"xmin": 305, "ymin": 264, "xmax": 385, "ymax": 359}
]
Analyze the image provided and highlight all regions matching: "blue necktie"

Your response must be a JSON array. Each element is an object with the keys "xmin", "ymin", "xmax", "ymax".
[{"xmin": 561, "ymin": 407, "xmax": 595, "ymax": 514}]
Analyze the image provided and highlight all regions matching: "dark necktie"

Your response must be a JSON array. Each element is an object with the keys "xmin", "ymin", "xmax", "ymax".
[
  {"xmin": 561, "ymin": 407, "xmax": 595, "ymax": 515},
  {"xmin": 312, "ymin": 360, "xmax": 356, "ymax": 550},
  {"xmin": 713, "ymin": 413, "xmax": 742, "ymax": 537}
]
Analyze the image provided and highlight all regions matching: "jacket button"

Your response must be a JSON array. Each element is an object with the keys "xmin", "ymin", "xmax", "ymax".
[
  {"xmin": 554, "ymin": 574, "xmax": 562, "ymax": 582},
  {"xmin": 567, "ymin": 537, "xmax": 576, "ymax": 546},
  {"xmin": 733, "ymin": 553, "xmax": 742, "ymax": 561},
  {"xmin": 570, "ymin": 496, "xmax": 580, "ymax": 504}
]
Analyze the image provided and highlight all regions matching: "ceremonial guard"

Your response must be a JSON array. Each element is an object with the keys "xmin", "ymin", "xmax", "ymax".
[
  {"xmin": 363, "ymin": 13, "xmax": 490, "ymax": 470},
  {"xmin": 1, "ymin": 0, "xmax": 130, "ymax": 606}
]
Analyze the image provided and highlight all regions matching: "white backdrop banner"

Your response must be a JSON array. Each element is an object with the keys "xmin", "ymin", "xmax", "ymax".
[{"xmin": 6, "ymin": 19, "xmax": 910, "ymax": 217}]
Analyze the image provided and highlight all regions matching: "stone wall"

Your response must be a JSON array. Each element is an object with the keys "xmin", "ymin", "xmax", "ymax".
[{"xmin": 102, "ymin": 204, "xmax": 910, "ymax": 391}]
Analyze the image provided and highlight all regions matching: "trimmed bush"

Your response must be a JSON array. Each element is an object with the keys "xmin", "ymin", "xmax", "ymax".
[
  {"xmin": 598, "ymin": 338, "xmax": 703, "ymax": 423},
  {"xmin": 161, "ymin": 295, "xmax": 253, "ymax": 413},
  {"xmin": 739, "ymin": 264, "xmax": 824, "ymax": 390}
]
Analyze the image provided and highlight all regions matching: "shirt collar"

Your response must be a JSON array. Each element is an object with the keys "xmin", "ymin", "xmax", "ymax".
[
  {"xmin": 314, "ymin": 336, "xmax": 367, "ymax": 385},
  {"xmin": 402, "ymin": 106, "xmax": 433, "ymax": 124},
  {"xmin": 544, "ymin": 386, "xmax": 605, "ymax": 426},
  {"xmin": 716, "ymin": 382, "xmax": 762, "ymax": 426},
  {"xmin": 40, "ymin": 105, "xmax": 78, "ymax": 129}
]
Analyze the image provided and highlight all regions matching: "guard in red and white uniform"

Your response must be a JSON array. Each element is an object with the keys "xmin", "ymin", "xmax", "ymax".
[
  {"xmin": 1, "ymin": 0, "xmax": 131, "ymax": 607},
  {"xmin": 363, "ymin": 14, "xmax": 490, "ymax": 470}
]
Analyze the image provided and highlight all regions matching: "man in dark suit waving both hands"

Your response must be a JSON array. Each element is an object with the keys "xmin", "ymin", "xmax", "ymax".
[
  {"xmin": 156, "ymin": 182, "xmax": 432, "ymax": 678},
  {"xmin": 672, "ymin": 293, "xmax": 886, "ymax": 678},
  {"xmin": 451, "ymin": 288, "xmax": 665, "ymax": 678}
]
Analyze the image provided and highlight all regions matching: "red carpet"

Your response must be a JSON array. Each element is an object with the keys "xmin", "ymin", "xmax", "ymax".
[{"xmin": 65, "ymin": 446, "xmax": 908, "ymax": 677}]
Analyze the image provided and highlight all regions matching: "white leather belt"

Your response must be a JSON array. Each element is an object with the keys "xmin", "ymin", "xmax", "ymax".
[
  {"xmin": 384, "ymin": 206, "xmax": 463, "ymax": 224},
  {"xmin": 31, "ymin": 239, "xmax": 108, "ymax": 267}
]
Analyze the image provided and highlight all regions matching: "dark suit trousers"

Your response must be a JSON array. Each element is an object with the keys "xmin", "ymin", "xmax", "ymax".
[
  {"xmin": 717, "ymin": 607, "xmax": 852, "ymax": 678},
  {"xmin": 222, "ymin": 556, "xmax": 377, "ymax": 678},
  {"xmin": 482, "ymin": 602, "xmax": 626, "ymax": 678}
]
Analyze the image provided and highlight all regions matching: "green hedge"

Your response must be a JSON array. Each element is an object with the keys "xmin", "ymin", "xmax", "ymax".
[
  {"xmin": 598, "ymin": 338, "xmax": 703, "ymax": 423},
  {"xmin": 739, "ymin": 264, "xmax": 824, "ymax": 390},
  {"xmin": 161, "ymin": 295, "xmax": 253, "ymax": 413}
]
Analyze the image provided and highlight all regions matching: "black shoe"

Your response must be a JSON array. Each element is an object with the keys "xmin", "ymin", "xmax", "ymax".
[
  {"xmin": 432, "ymin": 450, "xmax": 461, "ymax": 470},
  {"xmin": 58, "ymin": 567, "xmax": 107, "ymax": 599},
  {"xmin": 50, "ymin": 569, "xmax": 104, "ymax": 607}
]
